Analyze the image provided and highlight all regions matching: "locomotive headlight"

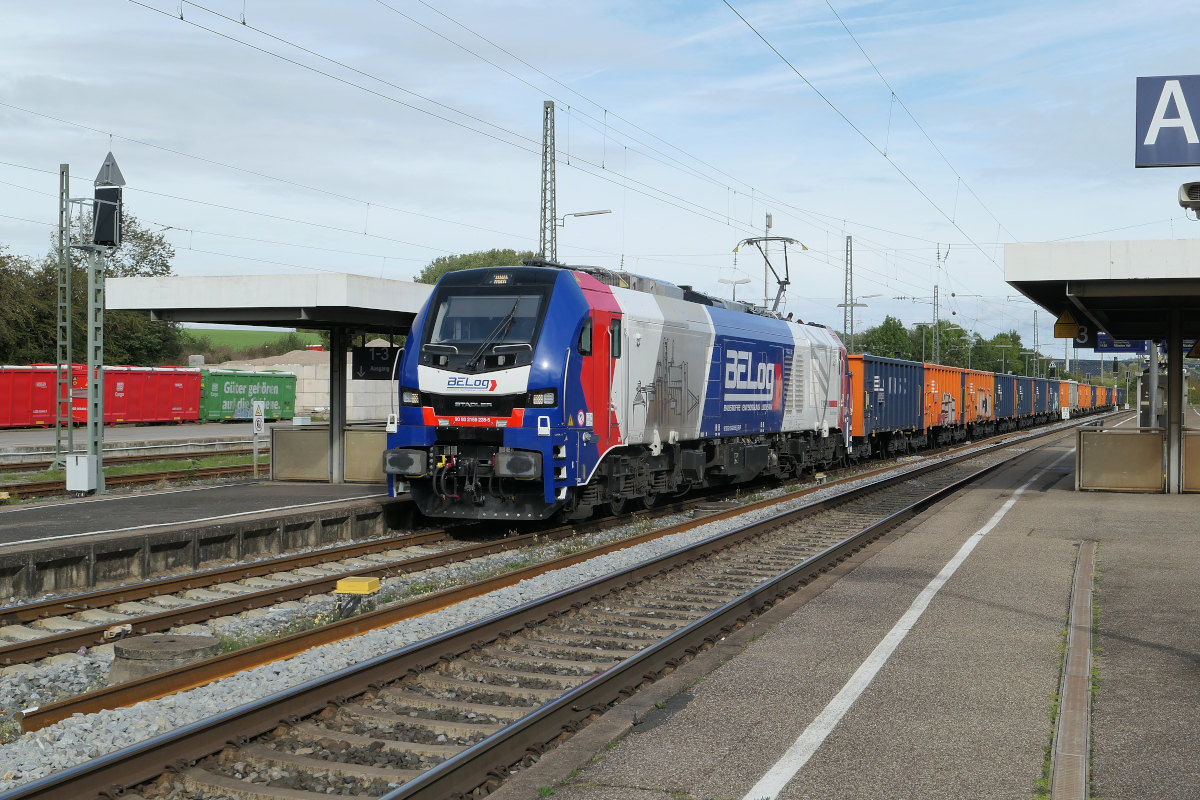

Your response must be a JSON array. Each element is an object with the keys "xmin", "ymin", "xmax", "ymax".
[
  {"xmin": 401, "ymin": 388, "xmax": 421, "ymax": 406},
  {"xmin": 527, "ymin": 389, "xmax": 558, "ymax": 407}
]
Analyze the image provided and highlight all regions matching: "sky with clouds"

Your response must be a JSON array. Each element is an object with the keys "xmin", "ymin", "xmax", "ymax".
[{"xmin": 1, "ymin": 0, "xmax": 1196, "ymax": 348}]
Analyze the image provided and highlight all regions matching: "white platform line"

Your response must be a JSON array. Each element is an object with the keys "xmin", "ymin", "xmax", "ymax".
[{"xmin": 741, "ymin": 447, "xmax": 1076, "ymax": 800}]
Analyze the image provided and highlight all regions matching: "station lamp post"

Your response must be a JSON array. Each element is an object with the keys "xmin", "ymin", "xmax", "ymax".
[
  {"xmin": 996, "ymin": 343, "xmax": 1013, "ymax": 374},
  {"xmin": 558, "ymin": 209, "xmax": 610, "ymax": 227},
  {"xmin": 718, "ymin": 277, "xmax": 752, "ymax": 302}
]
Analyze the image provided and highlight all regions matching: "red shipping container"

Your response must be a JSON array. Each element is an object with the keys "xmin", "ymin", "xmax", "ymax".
[
  {"xmin": 1, "ymin": 365, "xmax": 201, "ymax": 427},
  {"xmin": 0, "ymin": 365, "xmax": 70, "ymax": 427},
  {"xmin": 86, "ymin": 366, "xmax": 201, "ymax": 424}
]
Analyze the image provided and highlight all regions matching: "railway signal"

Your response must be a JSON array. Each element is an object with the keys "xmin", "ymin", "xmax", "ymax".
[{"xmin": 64, "ymin": 152, "xmax": 127, "ymax": 495}]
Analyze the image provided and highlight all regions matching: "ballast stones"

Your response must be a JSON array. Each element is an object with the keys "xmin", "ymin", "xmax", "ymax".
[{"xmin": 107, "ymin": 634, "xmax": 220, "ymax": 686}]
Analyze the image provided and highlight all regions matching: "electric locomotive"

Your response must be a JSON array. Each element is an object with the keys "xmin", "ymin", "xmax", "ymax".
[{"xmin": 383, "ymin": 262, "xmax": 850, "ymax": 521}]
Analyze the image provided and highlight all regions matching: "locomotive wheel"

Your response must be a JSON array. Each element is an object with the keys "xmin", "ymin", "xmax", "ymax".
[{"xmin": 608, "ymin": 497, "xmax": 626, "ymax": 516}]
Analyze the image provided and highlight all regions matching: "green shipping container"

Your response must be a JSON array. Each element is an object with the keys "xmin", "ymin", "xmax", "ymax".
[{"xmin": 199, "ymin": 369, "xmax": 296, "ymax": 422}]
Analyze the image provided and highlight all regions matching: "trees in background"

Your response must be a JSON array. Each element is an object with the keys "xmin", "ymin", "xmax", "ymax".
[
  {"xmin": 0, "ymin": 210, "xmax": 184, "ymax": 366},
  {"xmin": 415, "ymin": 248, "xmax": 536, "ymax": 285},
  {"xmin": 844, "ymin": 316, "xmax": 1035, "ymax": 374}
]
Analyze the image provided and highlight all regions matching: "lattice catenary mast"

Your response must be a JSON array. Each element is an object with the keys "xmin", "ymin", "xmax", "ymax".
[{"xmin": 538, "ymin": 101, "xmax": 557, "ymax": 263}]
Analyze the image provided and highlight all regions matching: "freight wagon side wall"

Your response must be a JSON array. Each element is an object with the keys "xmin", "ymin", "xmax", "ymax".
[
  {"xmin": 200, "ymin": 370, "xmax": 297, "ymax": 421},
  {"xmin": 923, "ymin": 364, "xmax": 963, "ymax": 429},
  {"xmin": 994, "ymin": 374, "xmax": 1016, "ymax": 419},
  {"xmin": 1032, "ymin": 377, "xmax": 1047, "ymax": 414},
  {"xmin": 0, "ymin": 366, "xmax": 56, "ymax": 428},
  {"xmin": 1015, "ymin": 376, "xmax": 1034, "ymax": 416},
  {"xmin": 963, "ymin": 369, "xmax": 994, "ymax": 423},
  {"xmin": 851, "ymin": 355, "xmax": 923, "ymax": 437}
]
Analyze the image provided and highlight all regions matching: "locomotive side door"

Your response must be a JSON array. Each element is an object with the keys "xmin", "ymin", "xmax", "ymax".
[{"xmin": 578, "ymin": 309, "xmax": 621, "ymax": 455}]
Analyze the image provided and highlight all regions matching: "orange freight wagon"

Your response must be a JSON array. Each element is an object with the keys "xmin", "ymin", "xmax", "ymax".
[
  {"xmin": 924, "ymin": 364, "xmax": 964, "ymax": 430},
  {"xmin": 962, "ymin": 369, "xmax": 995, "ymax": 425}
]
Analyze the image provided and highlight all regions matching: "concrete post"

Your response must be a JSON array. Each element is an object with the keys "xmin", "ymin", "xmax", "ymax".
[
  {"xmin": 1148, "ymin": 342, "xmax": 1159, "ymax": 429},
  {"xmin": 329, "ymin": 325, "xmax": 346, "ymax": 484},
  {"xmin": 1167, "ymin": 310, "xmax": 1182, "ymax": 493},
  {"xmin": 86, "ymin": 247, "xmax": 105, "ymax": 493}
]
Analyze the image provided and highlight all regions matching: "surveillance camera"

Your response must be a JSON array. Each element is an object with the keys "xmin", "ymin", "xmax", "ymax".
[{"xmin": 1179, "ymin": 182, "xmax": 1200, "ymax": 211}]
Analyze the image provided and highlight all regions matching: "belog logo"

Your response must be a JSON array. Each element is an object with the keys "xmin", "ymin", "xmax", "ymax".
[{"xmin": 446, "ymin": 376, "xmax": 498, "ymax": 392}]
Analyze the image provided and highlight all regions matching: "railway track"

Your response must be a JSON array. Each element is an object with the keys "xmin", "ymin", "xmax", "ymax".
[
  {"xmin": 0, "ymin": 447, "xmax": 263, "ymax": 475},
  {"xmin": 0, "ymin": 462, "xmax": 262, "ymax": 500},
  {"xmin": 0, "ymin": 450, "xmax": 908, "ymax": 666},
  {"xmin": 0, "ymin": 418, "xmax": 1100, "ymax": 800}
]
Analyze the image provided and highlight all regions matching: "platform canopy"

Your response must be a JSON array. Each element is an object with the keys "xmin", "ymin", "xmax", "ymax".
[
  {"xmin": 107, "ymin": 273, "xmax": 433, "ymax": 335},
  {"xmin": 108, "ymin": 272, "xmax": 433, "ymax": 485},
  {"xmin": 1005, "ymin": 239, "xmax": 1200, "ymax": 339},
  {"xmin": 1006, "ymin": 238, "xmax": 1200, "ymax": 495}
]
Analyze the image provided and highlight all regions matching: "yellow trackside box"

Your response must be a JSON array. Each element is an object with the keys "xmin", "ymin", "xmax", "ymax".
[{"xmin": 335, "ymin": 576, "xmax": 380, "ymax": 595}]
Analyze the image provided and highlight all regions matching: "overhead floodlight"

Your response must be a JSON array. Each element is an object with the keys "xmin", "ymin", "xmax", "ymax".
[
  {"xmin": 558, "ymin": 209, "xmax": 611, "ymax": 227},
  {"xmin": 1180, "ymin": 182, "xmax": 1200, "ymax": 211}
]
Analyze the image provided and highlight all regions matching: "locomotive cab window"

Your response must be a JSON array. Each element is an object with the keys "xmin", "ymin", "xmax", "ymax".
[
  {"xmin": 610, "ymin": 319, "xmax": 622, "ymax": 358},
  {"xmin": 578, "ymin": 318, "xmax": 593, "ymax": 355},
  {"xmin": 419, "ymin": 279, "xmax": 551, "ymax": 372}
]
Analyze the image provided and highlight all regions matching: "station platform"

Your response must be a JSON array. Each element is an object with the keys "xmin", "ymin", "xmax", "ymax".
[{"xmin": 496, "ymin": 426, "xmax": 1200, "ymax": 799}]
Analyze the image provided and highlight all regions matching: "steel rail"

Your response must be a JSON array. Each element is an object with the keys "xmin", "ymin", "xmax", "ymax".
[
  {"xmin": 1, "ymin": 463, "xmax": 263, "ymax": 499},
  {"xmin": 1, "ymin": 420, "xmax": 1088, "ymax": 800},
  {"xmin": 0, "ymin": 480, "xmax": 748, "ymax": 664},
  {"xmin": 1, "ymin": 525, "xmax": 445, "ymax": 627},
  {"xmin": 0, "ymin": 447, "xmax": 265, "ymax": 475}
]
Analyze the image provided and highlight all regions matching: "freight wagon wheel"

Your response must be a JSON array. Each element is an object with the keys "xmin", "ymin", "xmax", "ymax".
[
  {"xmin": 608, "ymin": 497, "xmax": 626, "ymax": 516},
  {"xmin": 640, "ymin": 492, "xmax": 661, "ymax": 510}
]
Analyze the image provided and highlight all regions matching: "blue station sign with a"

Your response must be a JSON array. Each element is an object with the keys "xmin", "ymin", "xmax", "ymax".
[
  {"xmin": 1094, "ymin": 334, "xmax": 1148, "ymax": 353},
  {"xmin": 1136, "ymin": 76, "xmax": 1200, "ymax": 167}
]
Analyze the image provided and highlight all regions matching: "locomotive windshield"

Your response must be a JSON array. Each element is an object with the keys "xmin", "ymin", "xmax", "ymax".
[{"xmin": 428, "ymin": 293, "xmax": 542, "ymax": 346}]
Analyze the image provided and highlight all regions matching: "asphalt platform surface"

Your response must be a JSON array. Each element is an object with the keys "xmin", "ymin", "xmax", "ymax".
[
  {"xmin": 512, "ymin": 423, "xmax": 1199, "ymax": 800},
  {"xmin": 0, "ymin": 482, "xmax": 386, "ymax": 547}
]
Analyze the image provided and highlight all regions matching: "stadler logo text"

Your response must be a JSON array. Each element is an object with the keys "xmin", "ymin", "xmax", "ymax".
[{"xmin": 447, "ymin": 377, "xmax": 498, "ymax": 391}]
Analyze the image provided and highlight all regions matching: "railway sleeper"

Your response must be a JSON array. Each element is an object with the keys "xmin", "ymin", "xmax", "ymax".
[
  {"xmin": 286, "ymin": 723, "xmax": 468, "ymax": 760},
  {"xmin": 413, "ymin": 671, "xmax": 561, "ymax": 704},
  {"xmin": 330, "ymin": 706, "xmax": 501, "ymax": 741},
  {"xmin": 373, "ymin": 688, "xmax": 526, "ymax": 724},
  {"xmin": 495, "ymin": 637, "xmax": 633, "ymax": 663},
  {"xmin": 472, "ymin": 646, "xmax": 621, "ymax": 675},
  {"xmin": 443, "ymin": 661, "xmax": 592, "ymax": 691},
  {"xmin": 514, "ymin": 629, "xmax": 659, "ymax": 650}
]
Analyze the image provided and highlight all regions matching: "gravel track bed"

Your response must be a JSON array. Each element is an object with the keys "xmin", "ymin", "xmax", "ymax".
[{"xmin": 0, "ymin": 422, "xmax": 1078, "ymax": 790}]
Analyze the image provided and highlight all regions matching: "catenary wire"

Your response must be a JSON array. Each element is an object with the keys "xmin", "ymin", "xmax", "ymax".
[
  {"xmin": 823, "ymin": 0, "xmax": 1018, "ymax": 242},
  {"xmin": 721, "ymin": 0, "xmax": 1003, "ymax": 273}
]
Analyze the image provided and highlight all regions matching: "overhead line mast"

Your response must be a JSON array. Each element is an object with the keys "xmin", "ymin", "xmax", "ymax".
[{"xmin": 539, "ymin": 100, "xmax": 557, "ymax": 263}]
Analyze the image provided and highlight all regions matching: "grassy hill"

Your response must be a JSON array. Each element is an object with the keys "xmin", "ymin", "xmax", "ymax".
[{"xmin": 181, "ymin": 328, "xmax": 322, "ymax": 350}]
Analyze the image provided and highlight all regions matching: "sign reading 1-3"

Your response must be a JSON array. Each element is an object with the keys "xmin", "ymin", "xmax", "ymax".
[
  {"xmin": 1136, "ymin": 76, "xmax": 1200, "ymax": 167},
  {"xmin": 351, "ymin": 346, "xmax": 402, "ymax": 381}
]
